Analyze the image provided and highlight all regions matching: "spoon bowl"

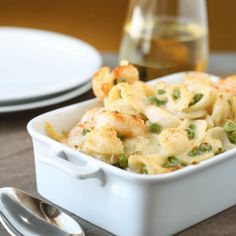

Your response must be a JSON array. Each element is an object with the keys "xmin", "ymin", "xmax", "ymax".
[{"xmin": 0, "ymin": 187, "xmax": 85, "ymax": 236}]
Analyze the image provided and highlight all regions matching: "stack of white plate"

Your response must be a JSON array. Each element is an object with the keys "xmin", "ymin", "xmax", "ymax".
[{"xmin": 0, "ymin": 27, "xmax": 102, "ymax": 113}]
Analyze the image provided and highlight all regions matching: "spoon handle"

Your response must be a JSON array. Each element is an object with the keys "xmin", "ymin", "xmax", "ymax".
[{"xmin": 0, "ymin": 213, "xmax": 23, "ymax": 236}]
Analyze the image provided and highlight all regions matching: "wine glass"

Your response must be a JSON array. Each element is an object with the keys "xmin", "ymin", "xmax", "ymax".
[{"xmin": 119, "ymin": 0, "xmax": 208, "ymax": 81}]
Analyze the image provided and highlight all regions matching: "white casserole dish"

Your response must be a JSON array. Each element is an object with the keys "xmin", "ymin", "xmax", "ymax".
[{"xmin": 27, "ymin": 72, "xmax": 236, "ymax": 236}]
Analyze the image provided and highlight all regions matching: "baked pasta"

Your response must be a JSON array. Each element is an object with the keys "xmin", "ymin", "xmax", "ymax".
[{"xmin": 46, "ymin": 65, "xmax": 236, "ymax": 175}]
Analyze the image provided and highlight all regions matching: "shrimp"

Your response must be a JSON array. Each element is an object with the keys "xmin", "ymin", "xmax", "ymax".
[
  {"xmin": 81, "ymin": 127, "xmax": 124, "ymax": 163},
  {"xmin": 92, "ymin": 65, "xmax": 140, "ymax": 99},
  {"xmin": 79, "ymin": 107, "xmax": 105, "ymax": 128},
  {"xmin": 214, "ymin": 75, "xmax": 236, "ymax": 95},
  {"xmin": 184, "ymin": 72, "xmax": 213, "ymax": 90},
  {"xmin": 112, "ymin": 64, "xmax": 139, "ymax": 84},
  {"xmin": 213, "ymin": 76, "xmax": 236, "ymax": 121},
  {"xmin": 66, "ymin": 123, "xmax": 89, "ymax": 148},
  {"xmin": 94, "ymin": 110, "xmax": 147, "ymax": 138},
  {"xmin": 92, "ymin": 67, "xmax": 115, "ymax": 99},
  {"xmin": 66, "ymin": 107, "xmax": 105, "ymax": 148}
]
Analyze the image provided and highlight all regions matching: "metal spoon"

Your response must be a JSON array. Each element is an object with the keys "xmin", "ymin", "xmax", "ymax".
[{"xmin": 0, "ymin": 187, "xmax": 85, "ymax": 236}]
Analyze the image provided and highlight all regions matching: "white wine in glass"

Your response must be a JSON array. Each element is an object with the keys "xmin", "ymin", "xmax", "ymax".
[{"xmin": 119, "ymin": 0, "xmax": 208, "ymax": 81}]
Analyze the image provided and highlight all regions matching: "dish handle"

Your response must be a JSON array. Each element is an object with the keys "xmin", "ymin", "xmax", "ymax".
[{"xmin": 37, "ymin": 147, "xmax": 105, "ymax": 186}]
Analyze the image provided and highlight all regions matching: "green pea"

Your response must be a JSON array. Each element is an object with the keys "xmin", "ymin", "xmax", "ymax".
[
  {"xmin": 163, "ymin": 156, "xmax": 181, "ymax": 168},
  {"xmin": 199, "ymin": 143, "xmax": 212, "ymax": 152},
  {"xmin": 157, "ymin": 89, "xmax": 166, "ymax": 95},
  {"xmin": 228, "ymin": 132, "xmax": 236, "ymax": 144},
  {"xmin": 189, "ymin": 93, "xmax": 204, "ymax": 106},
  {"xmin": 172, "ymin": 89, "xmax": 181, "ymax": 100},
  {"xmin": 224, "ymin": 121, "xmax": 236, "ymax": 133},
  {"xmin": 148, "ymin": 96, "xmax": 168, "ymax": 106},
  {"xmin": 185, "ymin": 124, "xmax": 195, "ymax": 139},
  {"xmin": 188, "ymin": 147, "xmax": 200, "ymax": 157},
  {"xmin": 188, "ymin": 143, "xmax": 212, "ymax": 156},
  {"xmin": 146, "ymin": 121, "xmax": 161, "ymax": 134},
  {"xmin": 189, "ymin": 124, "xmax": 196, "ymax": 130},
  {"xmin": 119, "ymin": 154, "xmax": 128, "ymax": 169},
  {"xmin": 82, "ymin": 128, "xmax": 90, "ymax": 136},
  {"xmin": 185, "ymin": 128, "xmax": 194, "ymax": 139}
]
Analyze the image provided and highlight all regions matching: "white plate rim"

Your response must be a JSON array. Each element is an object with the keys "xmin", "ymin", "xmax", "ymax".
[
  {"xmin": 0, "ymin": 26, "xmax": 102, "ymax": 102},
  {"xmin": 0, "ymin": 82, "xmax": 91, "ymax": 113}
]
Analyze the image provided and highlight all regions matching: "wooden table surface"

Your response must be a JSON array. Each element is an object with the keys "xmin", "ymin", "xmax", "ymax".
[{"xmin": 1, "ymin": 53, "xmax": 236, "ymax": 236}]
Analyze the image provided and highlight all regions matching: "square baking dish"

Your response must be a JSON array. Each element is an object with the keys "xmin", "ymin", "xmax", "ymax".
[{"xmin": 27, "ymin": 72, "xmax": 236, "ymax": 236}]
